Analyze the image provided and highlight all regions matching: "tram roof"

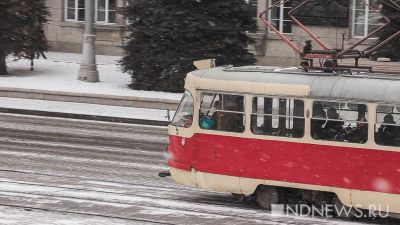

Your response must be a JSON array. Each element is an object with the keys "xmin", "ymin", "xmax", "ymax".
[{"xmin": 189, "ymin": 66, "xmax": 400, "ymax": 105}]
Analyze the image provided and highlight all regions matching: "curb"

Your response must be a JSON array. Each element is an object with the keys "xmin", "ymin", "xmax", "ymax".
[
  {"xmin": 0, "ymin": 87, "xmax": 180, "ymax": 110},
  {"xmin": 0, "ymin": 107, "xmax": 170, "ymax": 127}
]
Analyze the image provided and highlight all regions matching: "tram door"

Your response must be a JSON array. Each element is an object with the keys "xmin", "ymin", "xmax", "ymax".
[
  {"xmin": 169, "ymin": 90, "xmax": 195, "ymax": 165},
  {"xmin": 197, "ymin": 92, "xmax": 246, "ymax": 170},
  {"xmin": 251, "ymin": 97, "xmax": 305, "ymax": 138}
]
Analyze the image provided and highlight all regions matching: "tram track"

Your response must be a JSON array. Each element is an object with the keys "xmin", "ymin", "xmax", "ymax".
[
  {"xmin": 0, "ymin": 168, "xmax": 205, "ymax": 196},
  {"xmin": 0, "ymin": 180, "xmax": 251, "ymax": 213},
  {"xmin": 0, "ymin": 180, "xmax": 338, "ymax": 225},
  {"xmin": 0, "ymin": 141, "xmax": 167, "ymax": 165},
  {"xmin": 0, "ymin": 203, "xmax": 174, "ymax": 225},
  {"xmin": 0, "ymin": 171, "xmax": 395, "ymax": 225},
  {"xmin": 0, "ymin": 157, "xmax": 166, "ymax": 184},
  {"xmin": 0, "ymin": 127, "xmax": 167, "ymax": 147},
  {"xmin": 0, "ymin": 141, "xmax": 168, "ymax": 178}
]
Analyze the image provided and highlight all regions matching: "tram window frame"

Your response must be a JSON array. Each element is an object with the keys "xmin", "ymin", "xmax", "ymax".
[
  {"xmin": 170, "ymin": 90, "xmax": 194, "ymax": 128},
  {"xmin": 199, "ymin": 92, "xmax": 245, "ymax": 133},
  {"xmin": 311, "ymin": 100, "xmax": 369, "ymax": 144},
  {"xmin": 250, "ymin": 96, "xmax": 305, "ymax": 138},
  {"xmin": 375, "ymin": 105, "xmax": 400, "ymax": 147}
]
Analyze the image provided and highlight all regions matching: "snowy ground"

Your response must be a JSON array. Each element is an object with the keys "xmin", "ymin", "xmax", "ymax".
[
  {"xmin": 0, "ymin": 206, "xmax": 151, "ymax": 225},
  {"xmin": 0, "ymin": 97, "xmax": 172, "ymax": 121},
  {"xmin": 2, "ymin": 52, "xmax": 182, "ymax": 101},
  {"xmin": 0, "ymin": 52, "xmax": 180, "ymax": 121},
  {"xmin": 1, "ymin": 113, "xmax": 388, "ymax": 225}
]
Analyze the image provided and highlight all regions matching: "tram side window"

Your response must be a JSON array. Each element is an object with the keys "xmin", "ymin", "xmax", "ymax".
[
  {"xmin": 199, "ymin": 92, "xmax": 245, "ymax": 133},
  {"xmin": 375, "ymin": 105, "xmax": 400, "ymax": 147},
  {"xmin": 251, "ymin": 97, "xmax": 305, "ymax": 138},
  {"xmin": 171, "ymin": 90, "xmax": 194, "ymax": 128},
  {"xmin": 311, "ymin": 101, "xmax": 368, "ymax": 143}
]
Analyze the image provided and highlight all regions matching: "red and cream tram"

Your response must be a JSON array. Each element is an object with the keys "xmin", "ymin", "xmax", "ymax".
[{"xmin": 165, "ymin": 66, "xmax": 400, "ymax": 216}]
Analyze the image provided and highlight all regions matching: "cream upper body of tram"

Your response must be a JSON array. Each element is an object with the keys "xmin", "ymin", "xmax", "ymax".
[{"xmin": 167, "ymin": 66, "xmax": 400, "ymax": 215}]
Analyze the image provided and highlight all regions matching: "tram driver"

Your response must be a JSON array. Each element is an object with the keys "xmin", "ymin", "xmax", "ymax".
[
  {"xmin": 200, "ymin": 100, "xmax": 230, "ymax": 131},
  {"xmin": 211, "ymin": 100, "xmax": 223, "ymax": 129},
  {"xmin": 377, "ymin": 114, "xmax": 397, "ymax": 146},
  {"xmin": 199, "ymin": 101, "xmax": 219, "ymax": 130}
]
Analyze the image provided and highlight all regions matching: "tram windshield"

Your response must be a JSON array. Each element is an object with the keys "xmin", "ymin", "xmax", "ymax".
[{"xmin": 171, "ymin": 90, "xmax": 194, "ymax": 128}]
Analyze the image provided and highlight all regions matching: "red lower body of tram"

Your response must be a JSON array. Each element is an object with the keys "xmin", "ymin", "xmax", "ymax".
[{"xmin": 168, "ymin": 133, "xmax": 400, "ymax": 196}]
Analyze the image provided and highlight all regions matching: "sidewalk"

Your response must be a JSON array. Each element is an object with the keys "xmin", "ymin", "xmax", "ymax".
[
  {"xmin": 0, "ymin": 52, "xmax": 181, "ymax": 124},
  {"xmin": 2, "ymin": 52, "xmax": 399, "ymax": 125},
  {"xmin": 2, "ymin": 52, "xmax": 181, "ymax": 100},
  {"xmin": 0, "ymin": 97, "xmax": 171, "ymax": 126}
]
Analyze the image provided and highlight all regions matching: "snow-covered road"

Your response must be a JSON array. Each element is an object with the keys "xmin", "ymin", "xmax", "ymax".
[{"xmin": 0, "ymin": 113, "xmax": 396, "ymax": 224}]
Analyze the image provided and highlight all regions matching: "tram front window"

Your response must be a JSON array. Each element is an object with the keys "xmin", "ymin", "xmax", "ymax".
[
  {"xmin": 171, "ymin": 90, "xmax": 194, "ymax": 128},
  {"xmin": 375, "ymin": 105, "xmax": 400, "ymax": 147},
  {"xmin": 199, "ymin": 92, "xmax": 245, "ymax": 133}
]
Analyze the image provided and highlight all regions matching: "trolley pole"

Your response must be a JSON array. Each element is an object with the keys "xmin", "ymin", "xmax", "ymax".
[{"xmin": 78, "ymin": 0, "xmax": 99, "ymax": 82}]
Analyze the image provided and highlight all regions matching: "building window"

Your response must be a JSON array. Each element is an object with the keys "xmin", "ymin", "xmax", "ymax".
[
  {"xmin": 268, "ymin": 0, "xmax": 292, "ymax": 33},
  {"xmin": 375, "ymin": 105, "xmax": 400, "ymax": 147},
  {"xmin": 251, "ymin": 97, "xmax": 304, "ymax": 138},
  {"xmin": 96, "ymin": 0, "xmax": 116, "ymax": 24},
  {"xmin": 65, "ymin": 0, "xmax": 116, "ymax": 24},
  {"xmin": 199, "ymin": 93, "xmax": 245, "ymax": 133},
  {"xmin": 311, "ymin": 101, "xmax": 368, "ymax": 143},
  {"xmin": 352, "ymin": 0, "xmax": 382, "ymax": 37},
  {"xmin": 66, "ymin": 0, "xmax": 85, "ymax": 22}
]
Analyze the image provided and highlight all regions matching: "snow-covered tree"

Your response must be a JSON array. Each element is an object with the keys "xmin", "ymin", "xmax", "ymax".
[
  {"xmin": 374, "ymin": 0, "xmax": 400, "ymax": 61},
  {"xmin": 121, "ymin": 0, "xmax": 257, "ymax": 93},
  {"xmin": 0, "ymin": 0, "xmax": 50, "ymax": 74}
]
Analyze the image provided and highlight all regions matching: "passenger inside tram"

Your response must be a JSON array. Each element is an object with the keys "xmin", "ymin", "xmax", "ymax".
[
  {"xmin": 376, "ymin": 114, "xmax": 397, "ymax": 146},
  {"xmin": 311, "ymin": 103, "xmax": 327, "ymax": 139},
  {"xmin": 323, "ymin": 107, "xmax": 344, "ymax": 140},
  {"xmin": 311, "ymin": 102, "xmax": 369, "ymax": 143},
  {"xmin": 346, "ymin": 117, "xmax": 368, "ymax": 144}
]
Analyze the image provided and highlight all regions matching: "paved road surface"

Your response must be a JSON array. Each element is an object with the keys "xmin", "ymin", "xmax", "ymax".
[{"xmin": 0, "ymin": 113, "xmax": 398, "ymax": 225}]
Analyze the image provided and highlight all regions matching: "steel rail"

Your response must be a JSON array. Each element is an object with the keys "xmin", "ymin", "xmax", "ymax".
[
  {"xmin": 0, "ymin": 202, "xmax": 173, "ymax": 225},
  {"xmin": 0, "ymin": 179, "xmax": 245, "ymax": 210}
]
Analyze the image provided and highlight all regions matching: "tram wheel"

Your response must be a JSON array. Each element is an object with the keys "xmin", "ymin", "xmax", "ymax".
[
  {"xmin": 255, "ymin": 186, "xmax": 280, "ymax": 210},
  {"xmin": 333, "ymin": 196, "xmax": 356, "ymax": 219}
]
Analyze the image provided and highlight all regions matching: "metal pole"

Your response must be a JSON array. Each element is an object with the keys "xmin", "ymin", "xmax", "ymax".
[{"xmin": 79, "ymin": 0, "xmax": 99, "ymax": 82}]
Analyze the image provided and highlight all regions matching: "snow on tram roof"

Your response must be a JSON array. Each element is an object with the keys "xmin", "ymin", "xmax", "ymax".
[{"xmin": 190, "ymin": 66, "xmax": 400, "ymax": 105}]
